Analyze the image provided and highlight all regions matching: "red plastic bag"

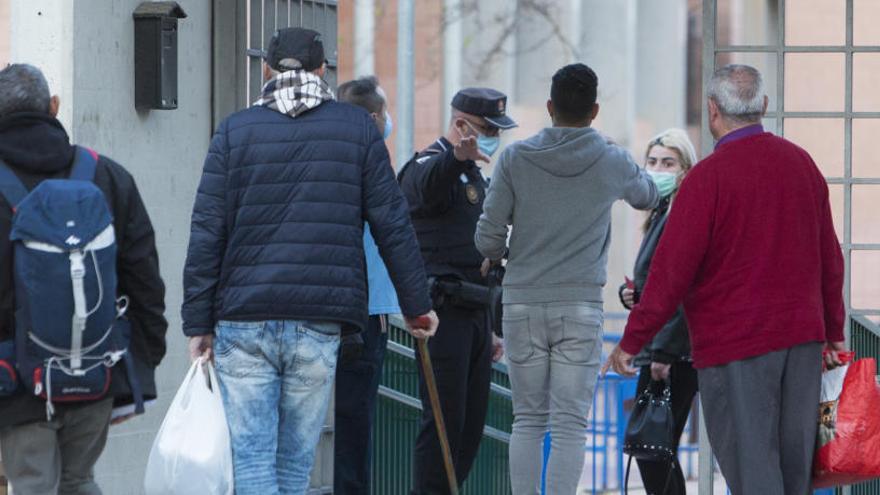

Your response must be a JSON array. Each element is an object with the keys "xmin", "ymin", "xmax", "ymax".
[{"xmin": 813, "ymin": 352, "xmax": 880, "ymax": 488}]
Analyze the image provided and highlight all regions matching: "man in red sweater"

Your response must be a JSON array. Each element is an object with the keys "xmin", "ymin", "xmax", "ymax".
[{"xmin": 603, "ymin": 64, "xmax": 848, "ymax": 495}]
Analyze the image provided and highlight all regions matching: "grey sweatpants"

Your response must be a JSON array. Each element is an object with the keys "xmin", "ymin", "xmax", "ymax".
[
  {"xmin": 698, "ymin": 342, "xmax": 823, "ymax": 495},
  {"xmin": 0, "ymin": 398, "xmax": 113, "ymax": 495},
  {"xmin": 504, "ymin": 302, "xmax": 603, "ymax": 495}
]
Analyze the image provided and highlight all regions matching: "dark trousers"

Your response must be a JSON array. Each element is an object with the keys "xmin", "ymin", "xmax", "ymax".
[
  {"xmin": 698, "ymin": 342, "xmax": 823, "ymax": 495},
  {"xmin": 634, "ymin": 361, "xmax": 698, "ymax": 495},
  {"xmin": 412, "ymin": 305, "xmax": 491, "ymax": 495},
  {"xmin": 334, "ymin": 315, "xmax": 389, "ymax": 495},
  {"xmin": 0, "ymin": 398, "xmax": 113, "ymax": 495}
]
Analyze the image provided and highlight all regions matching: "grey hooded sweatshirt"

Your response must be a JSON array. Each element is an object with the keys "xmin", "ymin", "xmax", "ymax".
[{"xmin": 475, "ymin": 126, "xmax": 658, "ymax": 304}]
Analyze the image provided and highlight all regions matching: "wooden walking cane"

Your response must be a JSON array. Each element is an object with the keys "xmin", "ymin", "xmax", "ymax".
[{"xmin": 417, "ymin": 337, "xmax": 460, "ymax": 495}]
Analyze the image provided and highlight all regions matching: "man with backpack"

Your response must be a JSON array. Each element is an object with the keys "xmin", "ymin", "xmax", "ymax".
[{"xmin": 0, "ymin": 63, "xmax": 167, "ymax": 494}]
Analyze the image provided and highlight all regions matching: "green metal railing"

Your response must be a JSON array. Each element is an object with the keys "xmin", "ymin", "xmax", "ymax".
[
  {"xmin": 841, "ymin": 316, "xmax": 880, "ymax": 495},
  {"xmin": 371, "ymin": 314, "xmax": 880, "ymax": 494},
  {"xmin": 373, "ymin": 318, "xmax": 513, "ymax": 494},
  {"xmin": 851, "ymin": 316, "xmax": 880, "ymax": 364}
]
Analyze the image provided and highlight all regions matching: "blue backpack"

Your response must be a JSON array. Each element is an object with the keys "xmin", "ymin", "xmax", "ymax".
[{"xmin": 0, "ymin": 147, "xmax": 142, "ymax": 419}]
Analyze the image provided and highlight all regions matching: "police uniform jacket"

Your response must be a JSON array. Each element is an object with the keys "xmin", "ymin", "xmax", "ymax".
[{"xmin": 398, "ymin": 137, "xmax": 487, "ymax": 286}]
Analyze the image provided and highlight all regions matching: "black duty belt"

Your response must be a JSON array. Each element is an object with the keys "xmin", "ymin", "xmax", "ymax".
[
  {"xmin": 428, "ymin": 276, "xmax": 488, "ymax": 310},
  {"xmin": 429, "ymin": 269, "xmax": 505, "ymax": 337}
]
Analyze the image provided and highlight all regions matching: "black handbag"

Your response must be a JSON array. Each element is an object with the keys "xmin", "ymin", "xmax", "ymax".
[{"xmin": 623, "ymin": 379, "xmax": 677, "ymax": 494}]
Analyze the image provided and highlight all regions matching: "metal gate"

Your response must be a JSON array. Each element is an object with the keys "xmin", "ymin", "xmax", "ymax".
[
  {"xmin": 211, "ymin": 2, "xmax": 339, "ymax": 493},
  {"xmin": 213, "ymin": 0, "xmax": 338, "ymax": 126},
  {"xmin": 702, "ymin": 0, "xmax": 880, "ymax": 333},
  {"xmin": 376, "ymin": 318, "xmax": 514, "ymax": 494},
  {"xmin": 701, "ymin": 1, "xmax": 880, "ymax": 493},
  {"xmin": 242, "ymin": 0, "xmax": 338, "ymax": 104}
]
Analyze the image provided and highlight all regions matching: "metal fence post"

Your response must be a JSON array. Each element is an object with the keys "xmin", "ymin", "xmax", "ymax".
[
  {"xmin": 395, "ymin": 0, "xmax": 414, "ymax": 168},
  {"xmin": 354, "ymin": 0, "xmax": 375, "ymax": 77},
  {"xmin": 698, "ymin": 399, "xmax": 715, "ymax": 495}
]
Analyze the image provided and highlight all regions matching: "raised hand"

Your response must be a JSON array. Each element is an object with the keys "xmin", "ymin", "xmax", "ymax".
[{"xmin": 454, "ymin": 136, "xmax": 490, "ymax": 163}]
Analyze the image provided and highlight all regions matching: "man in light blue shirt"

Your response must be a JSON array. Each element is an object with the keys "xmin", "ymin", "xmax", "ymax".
[{"xmin": 334, "ymin": 76, "xmax": 401, "ymax": 495}]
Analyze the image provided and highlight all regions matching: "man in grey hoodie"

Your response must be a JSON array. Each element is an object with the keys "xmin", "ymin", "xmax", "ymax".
[{"xmin": 475, "ymin": 63, "xmax": 658, "ymax": 495}]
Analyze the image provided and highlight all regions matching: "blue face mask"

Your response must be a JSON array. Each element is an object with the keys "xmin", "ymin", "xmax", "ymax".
[
  {"xmin": 477, "ymin": 135, "xmax": 500, "ymax": 157},
  {"xmin": 383, "ymin": 112, "xmax": 393, "ymax": 140},
  {"xmin": 463, "ymin": 121, "xmax": 501, "ymax": 157},
  {"xmin": 647, "ymin": 170, "xmax": 678, "ymax": 198}
]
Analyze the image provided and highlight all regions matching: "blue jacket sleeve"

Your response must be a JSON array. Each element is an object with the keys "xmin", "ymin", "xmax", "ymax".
[
  {"xmin": 362, "ymin": 124, "xmax": 432, "ymax": 317},
  {"xmin": 181, "ymin": 121, "xmax": 230, "ymax": 336}
]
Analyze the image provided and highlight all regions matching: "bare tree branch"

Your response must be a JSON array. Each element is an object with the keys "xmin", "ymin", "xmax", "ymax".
[
  {"xmin": 448, "ymin": 0, "xmax": 578, "ymax": 81},
  {"xmin": 376, "ymin": 0, "xmax": 577, "ymax": 84}
]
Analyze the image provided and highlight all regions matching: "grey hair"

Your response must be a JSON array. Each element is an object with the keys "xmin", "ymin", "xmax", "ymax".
[
  {"xmin": 707, "ymin": 64, "xmax": 765, "ymax": 124},
  {"xmin": 0, "ymin": 64, "xmax": 52, "ymax": 119}
]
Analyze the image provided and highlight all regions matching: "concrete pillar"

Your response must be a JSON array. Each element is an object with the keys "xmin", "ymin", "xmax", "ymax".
[
  {"xmin": 636, "ymin": 0, "xmax": 688, "ymax": 134},
  {"xmin": 632, "ymin": 0, "xmax": 689, "ymax": 283},
  {"xmin": 514, "ymin": 3, "xmax": 578, "ymax": 109},
  {"xmin": 577, "ymin": 0, "xmax": 641, "ymax": 312},
  {"xmin": 396, "ymin": 0, "xmax": 414, "ymax": 166},
  {"xmin": 578, "ymin": 0, "xmax": 638, "ymax": 148},
  {"xmin": 354, "ymin": 0, "xmax": 375, "ymax": 77},
  {"xmin": 442, "ymin": 0, "xmax": 463, "ymax": 126}
]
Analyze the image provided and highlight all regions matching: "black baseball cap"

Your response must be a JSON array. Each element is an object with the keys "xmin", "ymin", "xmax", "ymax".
[
  {"xmin": 451, "ymin": 87, "xmax": 517, "ymax": 129},
  {"xmin": 265, "ymin": 27, "xmax": 325, "ymax": 72}
]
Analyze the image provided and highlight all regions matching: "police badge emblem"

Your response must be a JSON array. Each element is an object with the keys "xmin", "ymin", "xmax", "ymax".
[{"xmin": 466, "ymin": 184, "xmax": 480, "ymax": 204}]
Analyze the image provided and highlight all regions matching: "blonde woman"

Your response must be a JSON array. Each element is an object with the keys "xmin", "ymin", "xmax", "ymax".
[{"xmin": 618, "ymin": 128, "xmax": 697, "ymax": 495}]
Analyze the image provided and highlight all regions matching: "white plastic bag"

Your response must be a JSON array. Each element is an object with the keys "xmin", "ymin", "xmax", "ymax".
[
  {"xmin": 818, "ymin": 362, "xmax": 849, "ymax": 447},
  {"xmin": 144, "ymin": 358, "xmax": 234, "ymax": 495}
]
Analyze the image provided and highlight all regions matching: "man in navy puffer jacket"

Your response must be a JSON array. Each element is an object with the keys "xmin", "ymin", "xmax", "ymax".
[{"xmin": 182, "ymin": 28, "xmax": 438, "ymax": 495}]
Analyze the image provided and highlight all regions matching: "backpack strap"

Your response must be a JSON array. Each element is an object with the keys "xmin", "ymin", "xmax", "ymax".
[
  {"xmin": 0, "ymin": 160, "xmax": 29, "ymax": 210},
  {"xmin": 69, "ymin": 146, "xmax": 99, "ymax": 182},
  {"xmin": 122, "ymin": 351, "xmax": 145, "ymax": 415}
]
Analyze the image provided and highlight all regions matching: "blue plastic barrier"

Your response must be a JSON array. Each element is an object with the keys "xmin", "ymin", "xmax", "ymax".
[{"xmin": 540, "ymin": 371, "xmax": 641, "ymax": 494}]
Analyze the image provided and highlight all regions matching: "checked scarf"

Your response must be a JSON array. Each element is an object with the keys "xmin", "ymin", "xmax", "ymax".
[{"xmin": 254, "ymin": 69, "xmax": 335, "ymax": 117}]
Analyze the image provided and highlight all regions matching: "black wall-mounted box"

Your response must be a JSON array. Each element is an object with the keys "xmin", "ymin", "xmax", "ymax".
[{"xmin": 133, "ymin": 2, "xmax": 187, "ymax": 110}]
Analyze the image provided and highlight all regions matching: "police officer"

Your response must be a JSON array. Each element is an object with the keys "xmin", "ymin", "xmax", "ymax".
[{"xmin": 398, "ymin": 88, "xmax": 516, "ymax": 494}]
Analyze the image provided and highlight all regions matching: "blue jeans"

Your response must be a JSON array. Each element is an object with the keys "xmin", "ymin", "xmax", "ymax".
[{"xmin": 213, "ymin": 320, "xmax": 341, "ymax": 495}]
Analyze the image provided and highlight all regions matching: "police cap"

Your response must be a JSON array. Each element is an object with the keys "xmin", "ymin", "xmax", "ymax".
[{"xmin": 451, "ymin": 88, "xmax": 517, "ymax": 129}]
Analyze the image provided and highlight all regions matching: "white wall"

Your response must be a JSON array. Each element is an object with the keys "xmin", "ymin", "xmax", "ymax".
[
  {"xmin": 10, "ymin": 1, "xmax": 75, "ymax": 131},
  {"xmin": 0, "ymin": 0, "xmax": 11, "ymax": 67},
  {"xmin": 11, "ymin": 1, "xmax": 212, "ymax": 492}
]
